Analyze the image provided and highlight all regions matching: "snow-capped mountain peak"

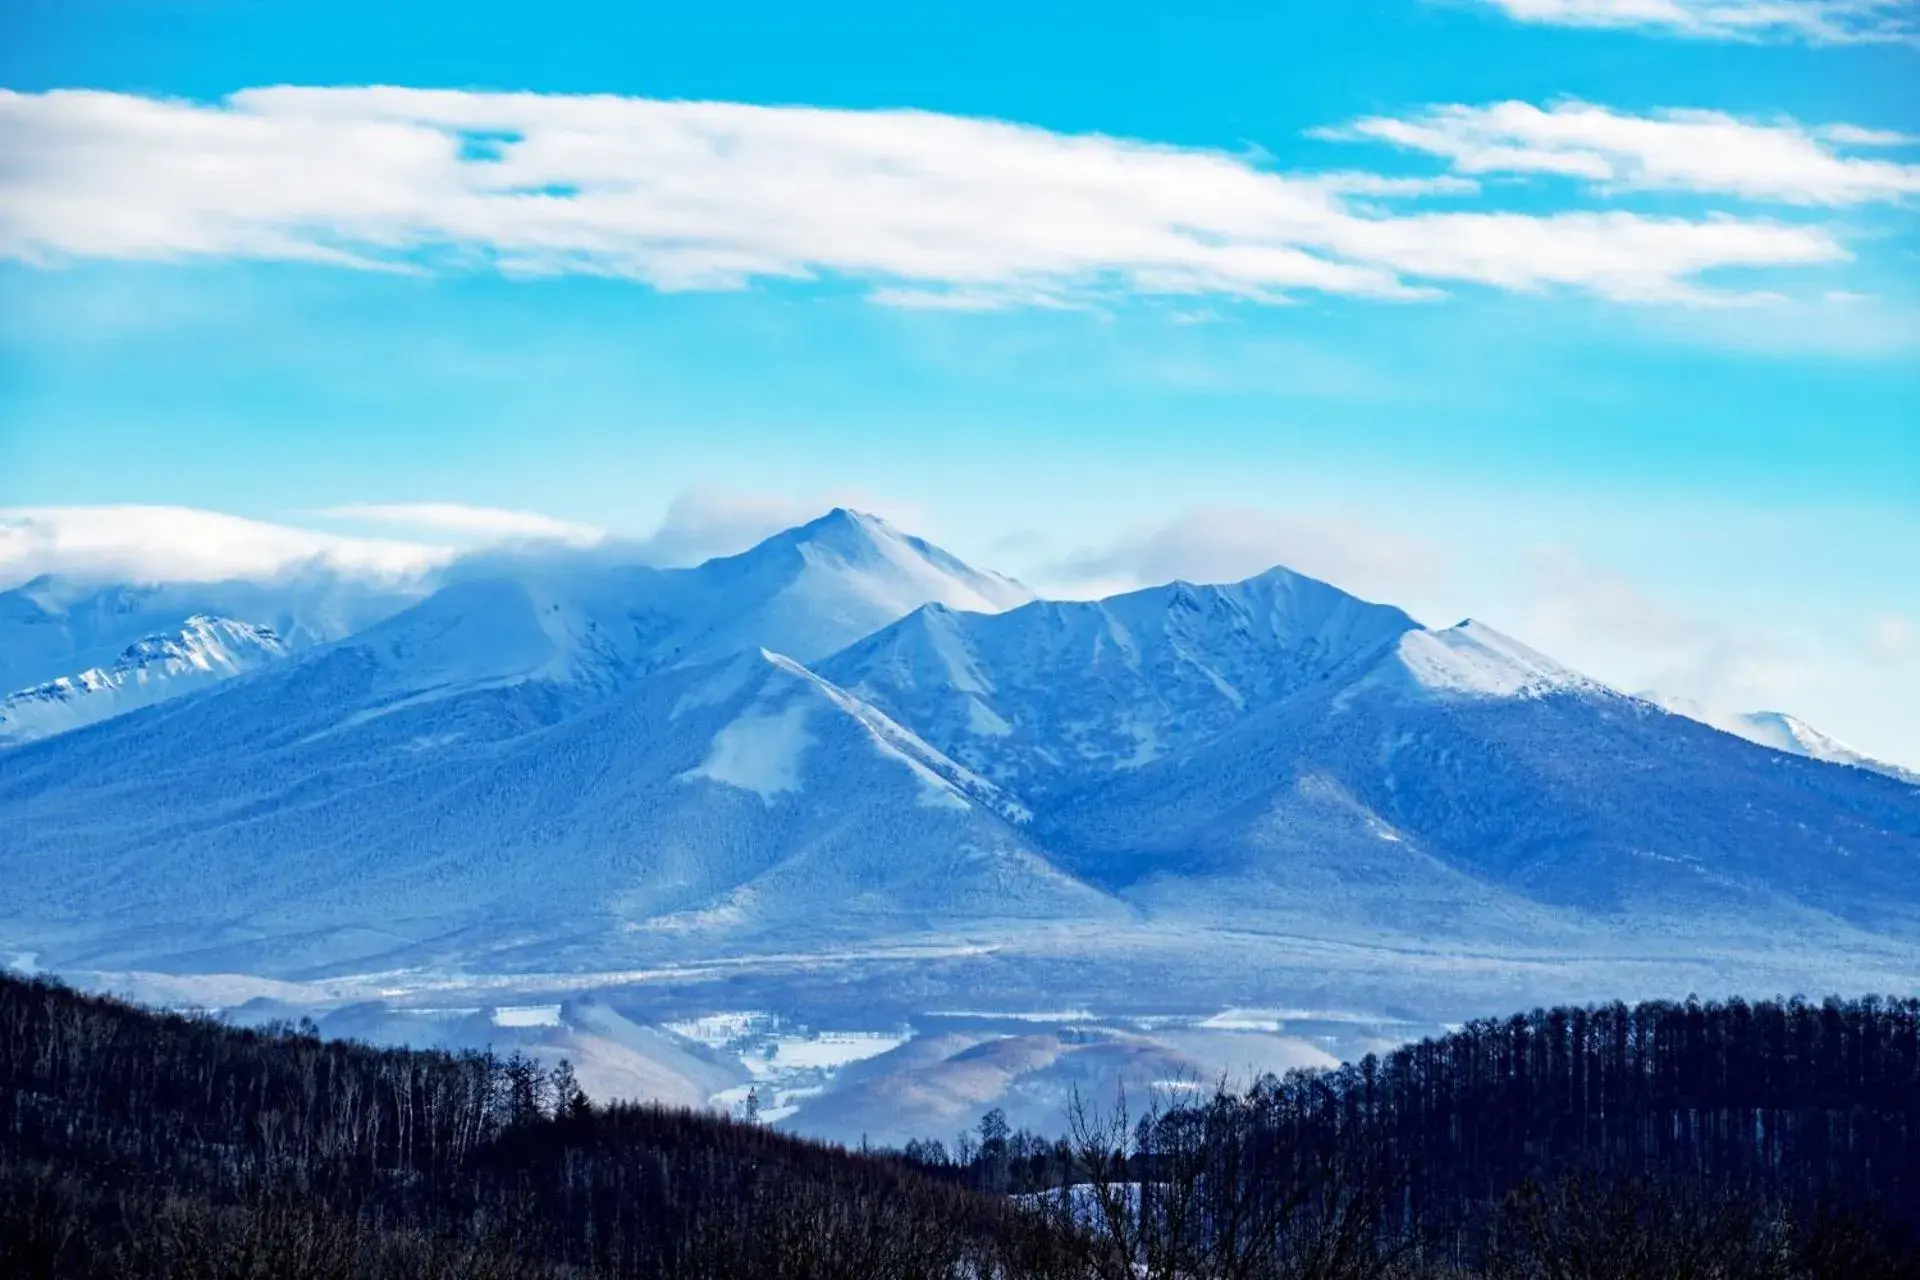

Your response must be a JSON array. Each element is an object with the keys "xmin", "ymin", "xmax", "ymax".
[
  {"xmin": 1646, "ymin": 693, "xmax": 1918, "ymax": 785},
  {"xmin": 0, "ymin": 614, "xmax": 291, "ymax": 745},
  {"xmin": 765, "ymin": 508, "xmax": 1032, "ymax": 615},
  {"xmin": 657, "ymin": 509, "xmax": 1033, "ymax": 669},
  {"xmin": 80, "ymin": 512, "xmax": 1046, "ymax": 742}
]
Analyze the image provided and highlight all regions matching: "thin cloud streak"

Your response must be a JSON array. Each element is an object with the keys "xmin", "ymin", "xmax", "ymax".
[
  {"xmin": 318, "ymin": 502, "xmax": 608, "ymax": 545},
  {"xmin": 1472, "ymin": 0, "xmax": 1919, "ymax": 44},
  {"xmin": 1325, "ymin": 101, "xmax": 1920, "ymax": 206},
  {"xmin": 0, "ymin": 87, "xmax": 1852, "ymax": 307},
  {"xmin": 1041, "ymin": 506, "xmax": 1447, "ymax": 608}
]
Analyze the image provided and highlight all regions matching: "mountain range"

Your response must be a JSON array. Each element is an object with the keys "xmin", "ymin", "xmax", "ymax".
[{"xmin": 1, "ymin": 509, "xmax": 1916, "ymax": 997}]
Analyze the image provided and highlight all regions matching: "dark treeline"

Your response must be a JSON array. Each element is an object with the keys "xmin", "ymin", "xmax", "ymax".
[
  {"xmin": 3, "ymin": 974, "xmax": 1917, "ymax": 1279},
  {"xmin": 908, "ymin": 996, "xmax": 1920, "ymax": 1277},
  {"xmin": 0, "ymin": 972, "xmax": 1016, "ymax": 1278}
]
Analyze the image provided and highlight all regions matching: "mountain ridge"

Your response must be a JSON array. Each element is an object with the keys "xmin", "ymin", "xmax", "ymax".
[
  {"xmin": 0, "ymin": 614, "xmax": 292, "ymax": 746},
  {"xmin": 1644, "ymin": 691, "xmax": 1918, "ymax": 786},
  {"xmin": 0, "ymin": 510, "xmax": 1914, "ymax": 994},
  {"xmin": 820, "ymin": 564, "xmax": 1418, "ymax": 798}
]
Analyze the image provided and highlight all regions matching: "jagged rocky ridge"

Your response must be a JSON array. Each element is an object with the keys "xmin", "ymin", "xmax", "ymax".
[{"xmin": 0, "ymin": 615, "xmax": 290, "ymax": 745}]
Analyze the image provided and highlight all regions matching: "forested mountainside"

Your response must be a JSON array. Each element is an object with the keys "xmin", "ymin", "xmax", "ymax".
[{"xmin": 4, "ymin": 973, "xmax": 1916, "ymax": 1279}]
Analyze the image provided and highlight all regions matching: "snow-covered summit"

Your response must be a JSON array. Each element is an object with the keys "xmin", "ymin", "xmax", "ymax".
[
  {"xmin": 325, "ymin": 508, "xmax": 1037, "ymax": 706},
  {"xmin": 757, "ymin": 509, "xmax": 1031, "ymax": 614},
  {"xmin": 1647, "ymin": 694, "xmax": 1917, "ymax": 786},
  {"xmin": 0, "ymin": 570, "xmax": 424, "ymax": 702},
  {"xmin": 0, "ymin": 512, "xmax": 1030, "ymax": 745},
  {"xmin": 0, "ymin": 614, "xmax": 291, "ymax": 745},
  {"xmin": 673, "ymin": 509, "xmax": 1032, "ymax": 666}
]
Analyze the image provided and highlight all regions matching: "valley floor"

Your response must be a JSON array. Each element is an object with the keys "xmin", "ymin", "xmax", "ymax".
[{"xmin": 14, "ymin": 915, "xmax": 1914, "ymax": 1145}]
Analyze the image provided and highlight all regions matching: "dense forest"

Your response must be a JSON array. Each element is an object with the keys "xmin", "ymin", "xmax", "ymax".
[{"xmin": 2, "ymin": 972, "xmax": 1917, "ymax": 1278}]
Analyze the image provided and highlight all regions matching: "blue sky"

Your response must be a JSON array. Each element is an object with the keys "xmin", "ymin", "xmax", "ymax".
[{"xmin": 1, "ymin": 0, "xmax": 1917, "ymax": 762}]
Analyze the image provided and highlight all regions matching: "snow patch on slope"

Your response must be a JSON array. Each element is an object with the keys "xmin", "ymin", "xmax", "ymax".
[
  {"xmin": 672, "ymin": 648, "xmax": 1027, "ymax": 817},
  {"xmin": 1380, "ymin": 620, "xmax": 1605, "ymax": 701},
  {"xmin": 684, "ymin": 698, "xmax": 816, "ymax": 800}
]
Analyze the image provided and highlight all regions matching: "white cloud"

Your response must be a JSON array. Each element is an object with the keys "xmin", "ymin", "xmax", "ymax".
[
  {"xmin": 0, "ymin": 87, "xmax": 1851, "ymax": 307},
  {"xmin": 0, "ymin": 493, "xmax": 911, "ymax": 590},
  {"xmin": 1517, "ymin": 546, "xmax": 1833, "ymax": 712},
  {"xmin": 867, "ymin": 286, "xmax": 1080, "ymax": 313},
  {"xmin": 1300, "ymin": 172, "xmax": 1485, "ymax": 197},
  {"xmin": 0, "ymin": 505, "xmax": 451, "ymax": 590},
  {"xmin": 1819, "ymin": 124, "xmax": 1918, "ymax": 147},
  {"xmin": 318, "ymin": 501, "xmax": 607, "ymax": 545},
  {"xmin": 1640, "ymin": 286, "xmax": 1920, "ymax": 355},
  {"xmin": 1324, "ymin": 101, "xmax": 1920, "ymax": 205},
  {"xmin": 1473, "ymin": 0, "xmax": 1918, "ymax": 43},
  {"xmin": 1514, "ymin": 548, "xmax": 1920, "ymax": 768},
  {"xmin": 1521, "ymin": 547, "xmax": 1724, "ymax": 683},
  {"xmin": 1042, "ymin": 506, "xmax": 1445, "ymax": 605}
]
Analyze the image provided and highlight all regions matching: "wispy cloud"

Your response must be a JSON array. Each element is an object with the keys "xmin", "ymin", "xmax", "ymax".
[
  {"xmin": 1521, "ymin": 547, "xmax": 1735, "ymax": 692},
  {"xmin": 0, "ymin": 87, "xmax": 1855, "ymax": 307},
  {"xmin": 1515, "ymin": 545, "xmax": 1920, "ymax": 767},
  {"xmin": 1637, "ymin": 286, "xmax": 1920, "ymax": 356},
  {"xmin": 318, "ymin": 501, "xmax": 607, "ymax": 545},
  {"xmin": 1516, "ymin": 547, "xmax": 1845, "ymax": 722},
  {"xmin": 0, "ymin": 493, "xmax": 921, "ymax": 590},
  {"xmin": 1471, "ymin": 0, "xmax": 1918, "ymax": 44},
  {"xmin": 1041, "ymin": 506, "xmax": 1446, "ymax": 605},
  {"xmin": 1867, "ymin": 614, "xmax": 1915, "ymax": 661},
  {"xmin": 0, "ymin": 505, "xmax": 451, "ymax": 589},
  {"xmin": 867, "ymin": 286, "xmax": 1081, "ymax": 313},
  {"xmin": 1322, "ymin": 101, "xmax": 1920, "ymax": 205}
]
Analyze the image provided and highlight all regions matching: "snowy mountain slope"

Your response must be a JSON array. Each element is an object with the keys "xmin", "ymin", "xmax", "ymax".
[
  {"xmin": 1732, "ymin": 710, "xmax": 1920, "ymax": 785},
  {"xmin": 819, "ymin": 567, "xmax": 1415, "ymax": 798},
  {"xmin": 1044, "ymin": 620, "xmax": 1920, "ymax": 937},
  {"xmin": 0, "ymin": 572, "xmax": 425, "ymax": 689},
  {"xmin": 1647, "ymin": 693, "xmax": 1918, "ymax": 786},
  {"xmin": 784, "ymin": 1021, "xmax": 1339, "ymax": 1147},
  {"xmin": 0, "ymin": 642, "xmax": 1115, "ymax": 972},
  {"xmin": 0, "ymin": 571, "xmax": 430, "ymax": 743},
  {"xmin": 1355, "ymin": 619, "xmax": 1607, "ymax": 701},
  {"xmin": 0, "ymin": 615, "xmax": 290, "ymax": 745},
  {"xmin": 0, "ymin": 509, "xmax": 1022, "ymax": 746},
  {"xmin": 296, "ymin": 507, "xmax": 1036, "ymax": 709},
  {"xmin": 1, "ymin": 515, "xmax": 1915, "ymax": 991}
]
